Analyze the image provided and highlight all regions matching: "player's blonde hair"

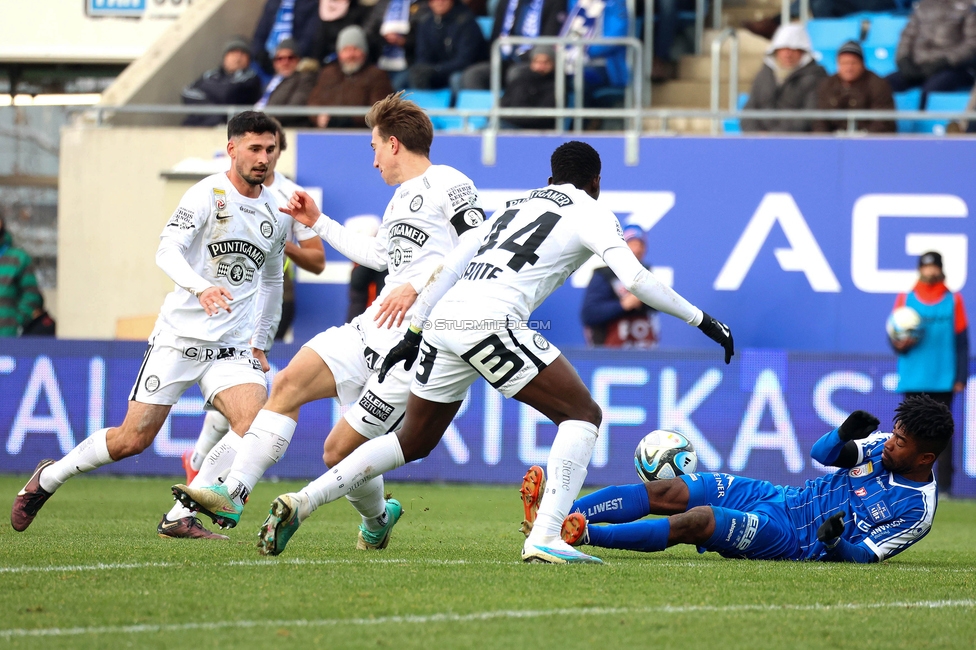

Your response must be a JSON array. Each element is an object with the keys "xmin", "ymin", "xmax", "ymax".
[{"xmin": 366, "ymin": 91, "xmax": 433, "ymax": 158}]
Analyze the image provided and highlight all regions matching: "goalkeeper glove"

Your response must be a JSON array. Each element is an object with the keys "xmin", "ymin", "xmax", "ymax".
[
  {"xmin": 698, "ymin": 311, "xmax": 734, "ymax": 364},
  {"xmin": 838, "ymin": 410, "xmax": 880, "ymax": 442},
  {"xmin": 378, "ymin": 326, "xmax": 423, "ymax": 383},
  {"xmin": 817, "ymin": 511, "xmax": 846, "ymax": 549}
]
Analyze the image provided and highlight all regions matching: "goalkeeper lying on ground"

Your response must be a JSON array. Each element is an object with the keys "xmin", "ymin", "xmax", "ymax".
[{"xmin": 519, "ymin": 395, "xmax": 951, "ymax": 563}]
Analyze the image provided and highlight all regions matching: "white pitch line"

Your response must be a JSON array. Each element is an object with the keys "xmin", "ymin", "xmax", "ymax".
[
  {"xmin": 0, "ymin": 558, "xmax": 511, "ymax": 575},
  {"xmin": 1, "ymin": 600, "xmax": 974, "ymax": 639}
]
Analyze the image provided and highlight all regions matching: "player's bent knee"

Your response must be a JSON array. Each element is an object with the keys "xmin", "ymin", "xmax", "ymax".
[
  {"xmin": 669, "ymin": 506, "xmax": 715, "ymax": 545},
  {"xmin": 267, "ymin": 368, "xmax": 310, "ymax": 412}
]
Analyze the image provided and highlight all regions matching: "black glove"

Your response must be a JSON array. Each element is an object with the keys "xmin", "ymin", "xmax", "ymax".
[
  {"xmin": 817, "ymin": 511, "xmax": 846, "ymax": 549},
  {"xmin": 838, "ymin": 410, "xmax": 880, "ymax": 442},
  {"xmin": 698, "ymin": 311, "xmax": 734, "ymax": 364},
  {"xmin": 377, "ymin": 327, "xmax": 423, "ymax": 383}
]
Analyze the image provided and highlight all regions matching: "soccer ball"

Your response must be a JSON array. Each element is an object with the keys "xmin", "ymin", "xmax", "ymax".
[
  {"xmin": 886, "ymin": 306, "xmax": 922, "ymax": 343},
  {"xmin": 634, "ymin": 430, "xmax": 697, "ymax": 482}
]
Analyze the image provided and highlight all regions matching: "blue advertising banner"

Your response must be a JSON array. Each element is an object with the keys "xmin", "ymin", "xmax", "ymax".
[
  {"xmin": 294, "ymin": 134, "xmax": 975, "ymax": 355},
  {"xmin": 1, "ymin": 340, "xmax": 974, "ymax": 496},
  {"xmin": 86, "ymin": 0, "xmax": 146, "ymax": 17}
]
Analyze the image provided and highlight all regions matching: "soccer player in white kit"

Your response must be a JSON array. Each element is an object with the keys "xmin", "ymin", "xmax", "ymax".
[
  {"xmin": 178, "ymin": 122, "xmax": 325, "ymax": 489},
  {"xmin": 163, "ymin": 121, "xmax": 326, "ymax": 539},
  {"xmin": 174, "ymin": 93, "xmax": 486, "ymax": 550},
  {"xmin": 11, "ymin": 112, "xmax": 287, "ymax": 538},
  {"xmin": 256, "ymin": 141, "xmax": 735, "ymax": 561}
]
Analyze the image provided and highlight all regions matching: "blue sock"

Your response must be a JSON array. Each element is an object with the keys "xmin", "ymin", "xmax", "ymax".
[
  {"xmin": 571, "ymin": 484, "xmax": 650, "ymax": 524},
  {"xmin": 586, "ymin": 518, "xmax": 671, "ymax": 553}
]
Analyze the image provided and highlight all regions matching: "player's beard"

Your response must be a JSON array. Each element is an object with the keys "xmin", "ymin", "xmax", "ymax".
[{"xmin": 238, "ymin": 161, "xmax": 267, "ymax": 187}]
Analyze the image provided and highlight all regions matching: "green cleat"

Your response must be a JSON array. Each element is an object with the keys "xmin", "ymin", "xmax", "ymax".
[
  {"xmin": 171, "ymin": 483, "xmax": 243, "ymax": 529},
  {"xmin": 356, "ymin": 498, "xmax": 403, "ymax": 550},
  {"xmin": 257, "ymin": 493, "xmax": 304, "ymax": 556}
]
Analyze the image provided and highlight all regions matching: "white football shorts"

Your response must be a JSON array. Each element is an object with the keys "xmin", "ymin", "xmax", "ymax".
[
  {"xmin": 128, "ymin": 328, "xmax": 267, "ymax": 406},
  {"xmin": 302, "ymin": 315, "xmax": 412, "ymax": 439},
  {"xmin": 410, "ymin": 316, "xmax": 562, "ymax": 404}
]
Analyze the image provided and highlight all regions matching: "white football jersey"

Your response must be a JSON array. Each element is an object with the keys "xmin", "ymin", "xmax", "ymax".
[
  {"xmin": 266, "ymin": 172, "xmax": 319, "ymax": 245},
  {"xmin": 157, "ymin": 172, "xmax": 287, "ymax": 345},
  {"xmin": 370, "ymin": 164, "xmax": 484, "ymax": 310},
  {"xmin": 437, "ymin": 184, "xmax": 627, "ymax": 320}
]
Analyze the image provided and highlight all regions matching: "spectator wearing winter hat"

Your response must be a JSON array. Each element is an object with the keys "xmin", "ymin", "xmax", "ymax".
[
  {"xmin": 581, "ymin": 225, "xmax": 660, "ymax": 349},
  {"xmin": 813, "ymin": 41, "xmax": 896, "ymax": 133},
  {"xmin": 307, "ymin": 25, "xmax": 394, "ymax": 128},
  {"xmin": 181, "ymin": 37, "xmax": 264, "ymax": 126},
  {"xmin": 312, "ymin": 0, "xmax": 371, "ymax": 64},
  {"xmin": 256, "ymin": 38, "xmax": 320, "ymax": 125},
  {"xmin": 499, "ymin": 45, "xmax": 557, "ymax": 129},
  {"xmin": 408, "ymin": 0, "xmax": 487, "ymax": 90},
  {"xmin": 742, "ymin": 23, "xmax": 827, "ymax": 133}
]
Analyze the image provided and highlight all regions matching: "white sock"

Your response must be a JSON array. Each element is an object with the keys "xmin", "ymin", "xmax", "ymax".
[
  {"xmin": 190, "ymin": 411, "xmax": 230, "ymax": 471},
  {"xmin": 223, "ymin": 410, "xmax": 296, "ymax": 505},
  {"xmin": 39, "ymin": 428, "xmax": 113, "ymax": 493},
  {"xmin": 168, "ymin": 432, "xmax": 241, "ymax": 520},
  {"xmin": 527, "ymin": 420, "xmax": 599, "ymax": 544},
  {"xmin": 345, "ymin": 476, "xmax": 388, "ymax": 532},
  {"xmin": 300, "ymin": 434, "xmax": 404, "ymax": 513}
]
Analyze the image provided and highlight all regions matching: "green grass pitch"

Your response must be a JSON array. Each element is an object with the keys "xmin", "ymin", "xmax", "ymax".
[{"xmin": 1, "ymin": 474, "xmax": 975, "ymax": 649}]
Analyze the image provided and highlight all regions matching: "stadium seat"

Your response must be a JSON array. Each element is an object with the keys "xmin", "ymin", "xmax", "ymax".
[
  {"xmin": 863, "ymin": 15, "xmax": 909, "ymax": 48},
  {"xmin": 893, "ymin": 88, "xmax": 922, "ymax": 133},
  {"xmin": 864, "ymin": 45, "xmax": 897, "ymax": 76},
  {"xmin": 814, "ymin": 49, "xmax": 839, "ymax": 75},
  {"xmin": 406, "ymin": 89, "xmax": 453, "ymax": 130},
  {"xmin": 806, "ymin": 18, "xmax": 862, "ymax": 52},
  {"xmin": 439, "ymin": 90, "xmax": 495, "ymax": 132},
  {"xmin": 722, "ymin": 92, "xmax": 749, "ymax": 135},
  {"xmin": 476, "ymin": 16, "xmax": 493, "ymax": 41},
  {"xmin": 918, "ymin": 91, "xmax": 970, "ymax": 135}
]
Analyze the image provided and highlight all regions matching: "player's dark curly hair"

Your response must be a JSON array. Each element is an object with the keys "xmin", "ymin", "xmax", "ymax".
[
  {"xmin": 894, "ymin": 394, "xmax": 954, "ymax": 455},
  {"xmin": 227, "ymin": 111, "xmax": 279, "ymax": 141},
  {"xmin": 550, "ymin": 141, "xmax": 601, "ymax": 189}
]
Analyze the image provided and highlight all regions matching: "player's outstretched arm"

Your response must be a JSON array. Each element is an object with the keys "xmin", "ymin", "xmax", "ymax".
[
  {"xmin": 816, "ymin": 512, "xmax": 879, "ymax": 563},
  {"xmin": 279, "ymin": 190, "xmax": 387, "ymax": 271},
  {"xmin": 156, "ymin": 198, "xmax": 214, "ymax": 300},
  {"xmin": 810, "ymin": 410, "xmax": 880, "ymax": 468}
]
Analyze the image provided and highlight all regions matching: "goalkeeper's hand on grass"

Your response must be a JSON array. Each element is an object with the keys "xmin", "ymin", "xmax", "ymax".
[
  {"xmin": 817, "ymin": 511, "xmax": 846, "ymax": 549},
  {"xmin": 378, "ymin": 326, "xmax": 422, "ymax": 383},
  {"xmin": 838, "ymin": 411, "xmax": 880, "ymax": 442}
]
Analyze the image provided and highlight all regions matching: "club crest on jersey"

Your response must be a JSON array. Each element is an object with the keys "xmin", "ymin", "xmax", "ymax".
[
  {"xmin": 533, "ymin": 333, "xmax": 550, "ymax": 350},
  {"xmin": 849, "ymin": 461, "xmax": 873, "ymax": 478},
  {"xmin": 218, "ymin": 258, "xmax": 256, "ymax": 286},
  {"xmin": 389, "ymin": 241, "xmax": 414, "ymax": 269},
  {"xmin": 409, "ymin": 195, "xmax": 424, "ymax": 212},
  {"xmin": 529, "ymin": 188, "xmax": 573, "ymax": 207},
  {"xmin": 260, "ymin": 221, "xmax": 274, "ymax": 238},
  {"xmin": 145, "ymin": 375, "xmax": 161, "ymax": 393},
  {"xmin": 389, "ymin": 223, "xmax": 429, "ymax": 247},
  {"xmin": 213, "ymin": 188, "xmax": 231, "ymax": 219},
  {"xmin": 869, "ymin": 501, "xmax": 892, "ymax": 523}
]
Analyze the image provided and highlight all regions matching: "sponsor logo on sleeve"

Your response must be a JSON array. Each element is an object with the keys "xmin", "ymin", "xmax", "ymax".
[
  {"xmin": 447, "ymin": 183, "xmax": 475, "ymax": 210},
  {"xmin": 423, "ymin": 176, "xmax": 431, "ymax": 190},
  {"xmin": 855, "ymin": 487, "xmax": 868, "ymax": 497},
  {"xmin": 849, "ymin": 461, "xmax": 873, "ymax": 478},
  {"xmin": 358, "ymin": 390, "xmax": 395, "ymax": 422},
  {"xmin": 213, "ymin": 188, "xmax": 231, "ymax": 219},
  {"xmin": 168, "ymin": 207, "xmax": 196, "ymax": 230}
]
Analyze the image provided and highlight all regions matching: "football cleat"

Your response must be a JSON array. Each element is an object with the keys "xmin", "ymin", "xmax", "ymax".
[
  {"xmin": 356, "ymin": 498, "xmax": 403, "ymax": 550},
  {"xmin": 171, "ymin": 483, "xmax": 242, "ymax": 529},
  {"xmin": 257, "ymin": 493, "xmax": 305, "ymax": 556},
  {"xmin": 157, "ymin": 514, "xmax": 229, "ymax": 540},
  {"xmin": 522, "ymin": 538, "xmax": 602, "ymax": 564},
  {"xmin": 10, "ymin": 459, "xmax": 55, "ymax": 532},
  {"xmin": 561, "ymin": 512, "xmax": 589, "ymax": 546},
  {"xmin": 181, "ymin": 451, "xmax": 199, "ymax": 485},
  {"xmin": 519, "ymin": 465, "xmax": 546, "ymax": 537}
]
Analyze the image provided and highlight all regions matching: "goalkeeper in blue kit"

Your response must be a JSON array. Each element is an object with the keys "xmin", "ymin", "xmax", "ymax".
[{"xmin": 520, "ymin": 395, "xmax": 951, "ymax": 563}]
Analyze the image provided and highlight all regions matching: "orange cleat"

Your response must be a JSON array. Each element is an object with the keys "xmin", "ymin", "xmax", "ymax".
[
  {"xmin": 181, "ymin": 451, "xmax": 199, "ymax": 485},
  {"xmin": 518, "ymin": 465, "xmax": 545, "ymax": 537}
]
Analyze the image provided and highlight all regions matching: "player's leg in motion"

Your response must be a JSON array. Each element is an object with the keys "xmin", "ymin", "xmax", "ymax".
[
  {"xmin": 561, "ymin": 478, "xmax": 718, "ymax": 553},
  {"xmin": 11, "ymin": 401, "xmax": 170, "ymax": 531},
  {"xmin": 170, "ymin": 382, "xmax": 269, "ymax": 528},
  {"xmin": 322, "ymin": 421, "xmax": 401, "ymax": 550},
  {"xmin": 510, "ymin": 355, "xmax": 605, "ymax": 564},
  {"xmin": 257, "ymin": 392, "xmax": 463, "ymax": 556},
  {"xmin": 182, "ymin": 410, "xmax": 230, "ymax": 483}
]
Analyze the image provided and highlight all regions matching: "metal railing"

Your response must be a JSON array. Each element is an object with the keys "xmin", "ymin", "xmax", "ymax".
[{"xmin": 710, "ymin": 28, "xmax": 739, "ymax": 135}]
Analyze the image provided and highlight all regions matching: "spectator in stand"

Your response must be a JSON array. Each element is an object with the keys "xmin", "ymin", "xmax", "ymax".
[
  {"xmin": 255, "ymin": 39, "xmax": 319, "ymax": 125},
  {"xmin": 312, "ymin": 0, "xmax": 371, "ymax": 64},
  {"xmin": 744, "ymin": 1, "xmax": 897, "ymax": 40},
  {"xmin": 559, "ymin": 0, "xmax": 629, "ymax": 116},
  {"xmin": 181, "ymin": 38, "xmax": 264, "ymax": 126},
  {"xmin": 581, "ymin": 225, "xmax": 660, "ymax": 348},
  {"xmin": 500, "ymin": 45, "xmax": 557, "ymax": 129},
  {"xmin": 813, "ymin": 41, "xmax": 896, "ymax": 133},
  {"xmin": 650, "ymin": 0, "xmax": 697, "ymax": 80},
  {"xmin": 363, "ymin": 0, "xmax": 430, "ymax": 89},
  {"xmin": 0, "ymin": 214, "xmax": 44, "ymax": 337},
  {"xmin": 307, "ymin": 25, "xmax": 394, "ymax": 127},
  {"xmin": 886, "ymin": 0, "xmax": 976, "ymax": 107},
  {"xmin": 460, "ymin": 0, "xmax": 566, "ymax": 91},
  {"xmin": 409, "ymin": 0, "xmax": 487, "ymax": 90},
  {"xmin": 742, "ymin": 24, "xmax": 827, "ymax": 133},
  {"xmin": 252, "ymin": 0, "xmax": 322, "ymax": 74}
]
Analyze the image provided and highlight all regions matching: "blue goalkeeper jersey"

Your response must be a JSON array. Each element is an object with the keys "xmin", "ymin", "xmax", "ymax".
[{"xmin": 785, "ymin": 431, "xmax": 938, "ymax": 561}]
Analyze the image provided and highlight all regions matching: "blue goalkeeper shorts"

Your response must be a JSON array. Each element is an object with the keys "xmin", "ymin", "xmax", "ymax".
[{"xmin": 680, "ymin": 473, "xmax": 803, "ymax": 561}]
